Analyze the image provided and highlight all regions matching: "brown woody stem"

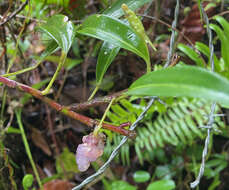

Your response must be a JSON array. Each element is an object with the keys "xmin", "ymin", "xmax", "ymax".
[
  {"xmin": 68, "ymin": 90, "xmax": 128, "ymax": 111},
  {"xmin": 0, "ymin": 76, "xmax": 135, "ymax": 137}
]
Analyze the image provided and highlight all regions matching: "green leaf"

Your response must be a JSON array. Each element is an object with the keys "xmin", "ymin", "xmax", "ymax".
[
  {"xmin": 38, "ymin": 40, "xmax": 59, "ymax": 62},
  {"xmin": 208, "ymin": 175, "xmax": 220, "ymax": 190},
  {"xmin": 210, "ymin": 23, "xmax": 229, "ymax": 66},
  {"xmin": 6, "ymin": 127, "xmax": 21, "ymax": 134},
  {"xmin": 195, "ymin": 42, "xmax": 220, "ymax": 72},
  {"xmin": 96, "ymin": 42, "xmax": 120, "ymax": 84},
  {"xmin": 177, "ymin": 43, "xmax": 205, "ymax": 67},
  {"xmin": 133, "ymin": 170, "xmax": 151, "ymax": 183},
  {"xmin": 111, "ymin": 180, "xmax": 137, "ymax": 190},
  {"xmin": 103, "ymin": 0, "xmax": 152, "ymax": 18},
  {"xmin": 155, "ymin": 165, "xmax": 172, "ymax": 179},
  {"xmin": 56, "ymin": 147, "xmax": 79, "ymax": 175},
  {"xmin": 127, "ymin": 66, "xmax": 229, "ymax": 107},
  {"xmin": 22, "ymin": 174, "xmax": 34, "ymax": 190},
  {"xmin": 77, "ymin": 14, "xmax": 150, "ymax": 64},
  {"xmin": 39, "ymin": 14, "xmax": 76, "ymax": 53},
  {"xmin": 96, "ymin": 0, "xmax": 152, "ymax": 86},
  {"xmin": 214, "ymin": 16, "xmax": 229, "ymax": 39},
  {"xmin": 147, "ymin": 179, "xmax": 175, "ymax": 190}
]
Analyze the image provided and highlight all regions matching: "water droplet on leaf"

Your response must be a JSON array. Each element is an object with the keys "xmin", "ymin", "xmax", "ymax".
[{"xmin": 63, "ymin": 16, "xmax": 68, "ymax": 22}]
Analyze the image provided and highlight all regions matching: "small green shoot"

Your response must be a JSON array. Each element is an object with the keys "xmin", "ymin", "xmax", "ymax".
[{"xmin": 22, "ymin": 174, "xmax": 34, "ymax": 190}]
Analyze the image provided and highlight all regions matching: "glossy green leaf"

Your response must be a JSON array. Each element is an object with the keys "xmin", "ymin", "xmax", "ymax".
[
  {"xmin": 37, "ymin": 40, "xmax": 59, "ymax": 62},
  {"xmin": 147, "ymin": 179, "xmax": 175, "ymax": 190},
  {"xmin": 127, "ymin": 66, "xmax": 229, "ymax": 107},
  {"xmin": 22, "ymin": 174, "xmax": 34, "ymax": 190},
  {"xmin": 177, "ymin": 44, "xmax": 205, "ymax": 66},
  {"xmin": 111, "ymin": 180, "xmax": 137, "ymax": 190},
  {"xmin": 39, "ymin": 14, "xmax": 76, "ymax": 53},
  {"xmin": 133, "ymin": 170, "xmax": 151, "ymax": 183},
  {"xmin": 77, "ymin": 14, "xmax": 150, "ymax": 64},
  {"xmin": 96, "ymin": 42, "xmax": 120, "ymax": 84},
  {"xmin": 96, "ymin": 0, "xmax": 152, "ymax": 87},
  {"xmin": 210, "ymin": 24, "xmax": 229, "ymax": 66},
  {"xmin": 103, "ymin": 0, "xmax": 152, "ymax": 18}
]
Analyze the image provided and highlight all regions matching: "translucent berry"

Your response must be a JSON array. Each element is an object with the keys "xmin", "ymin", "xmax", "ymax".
[{"xmin": 76, "ymin": 133, "xmax": 105, "ymax": 172}]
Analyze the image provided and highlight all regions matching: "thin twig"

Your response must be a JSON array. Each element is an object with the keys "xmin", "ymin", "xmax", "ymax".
[
  {"xmin": 0, "ymin": 0, "xmax": 29, "ymax": 26},
  {"xmin": 0, "ymin": 24, "xmax": 8, "ymax": 120},
  {"xmin": 15, "ymin": 14, "xmax": 46, "ymax": 23},
  {"xmin": 6, "ymin": 23, "xmax": 25, "ymax": 61},
  {"xmin": 220, "ymin": 0, "xmax": 225, "ymax": 12},
  {"xmin": 0, "ymin": 0, "xmax": 13, "ymax": 22},
  {"xmin": 0, "ymin": 14, "xmax": 46, "ymax": 23},
  {"xmin": 190, "ymin": 2, "xmax": 216, "ymax": 188},
  {"xmin": 0, "ymin": 24, "xmax": 8, "ymax": 68},
  {"xmin": 45, "ymin": 104, "xmax": 60, "ymax": 155},
  {"xmin": 69, "ymin": 90, "xmax": 127, "ymax": 111},
  {"xmin": 138, "ymin": 14, "xmax": 194, "ymax": 47},
  {"xmin": 213, "ymin": 10, "xmax": 229, "ymax": 18},
  {"xmin": 138, "ymin": 14, "xmax": 208, "ymax": 66}
]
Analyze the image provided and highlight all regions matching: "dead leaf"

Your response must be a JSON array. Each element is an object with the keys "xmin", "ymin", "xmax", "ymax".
[
  {"xmin": 179, "ymin": 2, "xmax": 217, "ymax": 44},
  {"xmin": 43, "ymin": 180, "xmax": 74, "ymax": 190},
  {"xmin": 31, "ymin": 128, "xmax": 52, "ymax": 156}
]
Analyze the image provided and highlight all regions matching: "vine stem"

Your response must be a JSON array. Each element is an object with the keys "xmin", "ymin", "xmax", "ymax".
[
  {"xmin": 1, "ymin": 61, "xmax": 42, "ymax": 77},
  {"xmin": 93, "ymin": 98, "xmax": 115, "ymax": 136},
  {"xmin": 88, "ymin": 85, "xmax": 99, "ymax": 101},
  {"xmin": 41, "ymin": 51, "xmax": 66, "ymax": 95},
  {"xmin": 0, "ymin": 76, "xmax": 134, "ymax": 137},
  {"xmin": 15, "ymin": 109, "xmax": 43, "ymax": 190},
  {"xmin": 146, "ymin": 59, "xmax": 151, "ymax": 73}
]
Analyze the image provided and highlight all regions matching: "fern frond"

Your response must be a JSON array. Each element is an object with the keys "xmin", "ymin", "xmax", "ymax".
[{"xmin": 103, "ymin": 98, "xmax": 225, "ymax": 165}]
